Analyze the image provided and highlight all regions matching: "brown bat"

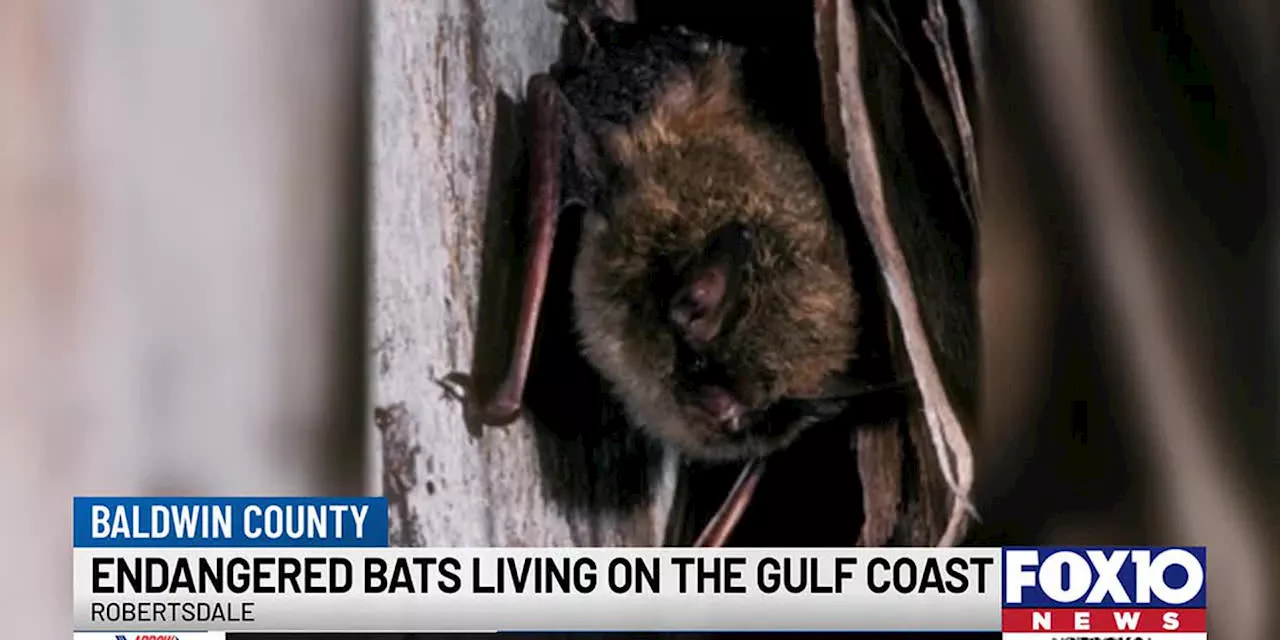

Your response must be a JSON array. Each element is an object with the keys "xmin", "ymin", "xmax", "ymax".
[{"xmin": 445, "ymin": 12, "xmax": 914, "ymax": 546}]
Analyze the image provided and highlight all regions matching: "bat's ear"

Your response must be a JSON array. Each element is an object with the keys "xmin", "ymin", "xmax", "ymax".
[{"xmin": 669, "ymin": 221, "xmax": 754, "ymax": 348}]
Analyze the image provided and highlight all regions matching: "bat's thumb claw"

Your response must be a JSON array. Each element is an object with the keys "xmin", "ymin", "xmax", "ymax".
[
  {"xmin": 439, "ymin": 371, "xmax": 473, "ymax": 388},
  {"xmin": 436, "ymin": 373, "xmax": 481, "ymax": 410},
  {"xmin": 436, "ymin": 372, "xmax": 468, "ymax": 392},
  {"xmin": 435, "ymin": 372, "xmax": 524, "ymax": 427}
]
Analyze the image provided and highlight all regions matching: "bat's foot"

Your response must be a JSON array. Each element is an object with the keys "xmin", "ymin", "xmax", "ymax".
[
  {"xmin": 546, "ymin": 0, "xmax": 598, "ymax": 21},
  {"xmin": 576, "ymin": 14, "xmax": 600, "ymax": 57},
  {"xmin": 437, "ymin": 372, "xmax": 524, "ymax": 427},
  {"xmin": 548, "ymin": 0, "xmax": 606, "ymax": 66}
]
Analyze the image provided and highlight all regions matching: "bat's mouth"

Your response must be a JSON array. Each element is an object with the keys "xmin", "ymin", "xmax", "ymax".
[
  {"xmin": 683, "ymin": 384, "xmax": 751, "ymax": 437},
  {"xmin": 665, "ymin": 363, "xmax": 920, "ymax": 462},
  {"xmin": 680, "ymin": 377, "xmax": 917, "ymax": 441}
]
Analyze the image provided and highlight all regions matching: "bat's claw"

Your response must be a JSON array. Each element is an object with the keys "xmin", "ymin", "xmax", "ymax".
[
  {"xmin": 437, "ymin": 372, "xmax": 524, "ymax": 427},
  {"xmin": 546, "ymin": 0, "xmax": 569, "ymax": 17},
  {"xmin": 435, "ymin": 372, "xmax": 473, "ymax": 403},
  {"xmin": 546, "ymin": 0, "xmax": 595, "ymax": 20},
  {"xmin": 547, "ymin": 0, "xmax": 604, "ymax": 66},
  {"xmin": 574, "ymin": 12, "xmax": 601, "ymax": 54}
]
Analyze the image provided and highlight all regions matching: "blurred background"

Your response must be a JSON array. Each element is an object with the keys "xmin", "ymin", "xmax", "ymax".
[
  {"xmin": 969, "ymin": 2, "xmax": 1279, "ymax": 639},
  {"xmin": 2, "ymin": 0, "xmax": 368, "ymax": 635},
  {"xmin": 1, "ymin": 0, "xmax": 1275, "ymax": 637}
]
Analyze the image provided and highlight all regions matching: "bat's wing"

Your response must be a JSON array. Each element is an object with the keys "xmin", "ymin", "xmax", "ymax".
[{"xmin": 814, "ymin": 0, "xmax": 984, "ymax": 546}]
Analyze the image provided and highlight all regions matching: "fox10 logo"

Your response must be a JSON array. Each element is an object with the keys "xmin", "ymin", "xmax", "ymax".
[{"xmin": 1001, "ymin": 546, "xmax": 1207, "ymax": 639}]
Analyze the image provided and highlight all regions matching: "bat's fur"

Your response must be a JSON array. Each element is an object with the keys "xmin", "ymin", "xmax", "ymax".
[{"xmin": 570, "ymin": 49, "xmax": 860, "ymax": 461}]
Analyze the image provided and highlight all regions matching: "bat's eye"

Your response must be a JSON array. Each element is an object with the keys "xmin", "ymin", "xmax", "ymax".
[{"xmin": 689, "ymin": 355, "xmax": 709, "ymax": 375}]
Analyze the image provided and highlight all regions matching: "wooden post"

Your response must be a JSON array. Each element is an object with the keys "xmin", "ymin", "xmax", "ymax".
[{"xmin": 370, "ymin": 0, "xmax": 678, "ymax": 547}]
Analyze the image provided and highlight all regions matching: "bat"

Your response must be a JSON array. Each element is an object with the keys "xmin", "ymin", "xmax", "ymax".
[{"xmin": 444, "ymin": 9, "xmax": 919, "ymax": 546}]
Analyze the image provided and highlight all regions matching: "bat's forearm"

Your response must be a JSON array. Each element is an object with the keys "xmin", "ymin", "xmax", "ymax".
[{"xmin": 458, "ymin": 74, "xmax": 566, "ymax": 427}]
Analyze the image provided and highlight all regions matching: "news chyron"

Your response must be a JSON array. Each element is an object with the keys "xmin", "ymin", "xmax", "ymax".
[
  {"xmin": 74, "ymin": 547, "xmax": 1211, "ymax": 639},
  {"xmin": 1002, "ymin": 546, "xmax": 1207, "ymax": 639},
  {"xmin": 71, "ymin": 494, "xmax": 1208, "ymax": 639}
]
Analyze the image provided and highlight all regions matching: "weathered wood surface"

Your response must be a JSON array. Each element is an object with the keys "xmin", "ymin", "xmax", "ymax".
[
  {"xmin": 370, "ymin": 0, "xmax": 678, "ymax": 547},
  {"xmin": 815, "ymin": 0, "xmax": 980, "ymax": 547},
  {"xmin": 1, "ymin": 0, "xmax": 366, "ymax": 631}
]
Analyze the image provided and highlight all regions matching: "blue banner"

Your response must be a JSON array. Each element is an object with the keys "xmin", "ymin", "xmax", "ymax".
[{"xmin": 73, "ymin": 497, "xmax": 389, "ymax": 547}]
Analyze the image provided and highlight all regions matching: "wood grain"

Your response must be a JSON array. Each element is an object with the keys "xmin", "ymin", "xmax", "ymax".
[{"xmin": 370, "ymin": 0, "xmax": 677, "ymax": 547}]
